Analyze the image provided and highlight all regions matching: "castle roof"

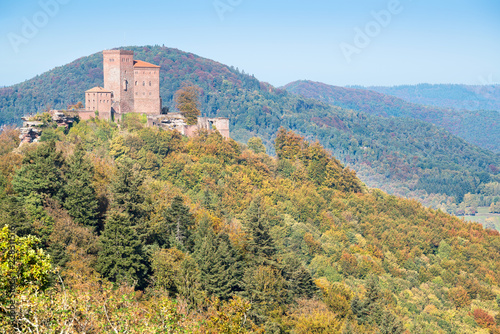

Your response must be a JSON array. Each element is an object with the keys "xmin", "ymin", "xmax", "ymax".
[
  {"xmin": 85, "ymin": 86, "xmax": 111, "ymax": 93},
  {"xmin": 133, "ymin": 60, "xmax": 160, "ymax": 68}
]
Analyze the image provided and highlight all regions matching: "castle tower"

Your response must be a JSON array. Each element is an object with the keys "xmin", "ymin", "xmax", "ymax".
[
  {"xmin": 103, "ymin": 50, "xmax": 135, "ymax": 114},
  {"xmin": 133, "ymin": 60, "xmax": 162, "ymax": 115}
]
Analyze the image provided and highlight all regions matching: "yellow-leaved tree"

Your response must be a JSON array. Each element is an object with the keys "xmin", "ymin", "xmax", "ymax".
[{"xmin": 174, "ymin": 83, "xmax": 202, "ymax": 125}]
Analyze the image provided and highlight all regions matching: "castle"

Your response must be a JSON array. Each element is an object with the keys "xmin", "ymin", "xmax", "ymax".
[
  {"xmin": 82, "ymin": 50, "xmax": 162, "ymax": 118},
  {"xmin": 19, "ymin": 49, "xmax": 229, "ymax": 144},
  {"xmin": 78, "ymin": 49, "xmax": 229, "ymax": 138}
]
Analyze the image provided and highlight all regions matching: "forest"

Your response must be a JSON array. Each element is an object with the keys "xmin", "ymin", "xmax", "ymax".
[
  {"xmin": 284, "ymin": 80, "xmax": 500, "ymax": 153},
  {"xmin": 365, "ymin": 84, "xmax": 500, "ymax": 112},
  {"xmin": 0, "ymin": 45, "xmax": 499, "ymax": 219},
  {"xmin": 1, "ymin": 115, "xmax": 500, "ymax": 333}
]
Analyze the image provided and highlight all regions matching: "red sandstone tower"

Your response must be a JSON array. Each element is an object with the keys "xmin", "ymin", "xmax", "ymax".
[
  {"xmin": 103, "ymin": 50, "xmax": 135, "ymax": 114},
  {"xmin": 85, "ymin": 50, "xmax": 163, "ymax": 116},
  {"xmin": 133, "ymin": 60, "xmax": 162, "ymax": 115}
]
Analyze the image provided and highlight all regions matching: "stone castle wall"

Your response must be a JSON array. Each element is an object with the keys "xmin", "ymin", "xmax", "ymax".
[{"xmin": 134, "ymin": 67, "xmax": 161, "ymax": 115}]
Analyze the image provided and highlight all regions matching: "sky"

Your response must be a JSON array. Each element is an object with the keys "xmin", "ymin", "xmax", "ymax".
[{"xmin": 0, "ymin": 0, "xmax": 499, "ymax": 87}]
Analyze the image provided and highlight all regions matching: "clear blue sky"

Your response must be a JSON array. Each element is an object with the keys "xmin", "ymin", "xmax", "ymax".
[{"xmin": 0, "ymin": 0, "xmax": 499, "ymax": 87}]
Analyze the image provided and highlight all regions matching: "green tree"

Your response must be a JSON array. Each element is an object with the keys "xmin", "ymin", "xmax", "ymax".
[
  {"xmin": 96, "ymin": 210, "xmax": 147, "ymax": 288},
  {"xmin": 245, "ymin": 197, "xmax": 277, "ymax": 266},
  {"xmin": 279, "ymin": 255, "xmax": 316, "ymax": 299},
  {"xmin": 174, "ymin": 83, "xmax": 201, "ymax": 125},
  {"xmin": 110, "ymin": 158, "xmax": 145, "ymax": 225},
  {"xmin": 63, "ymin": 144, "xmax": 100, "ymax": 230},
  {"xmin": 12, "ymin": 141, "xmax": 65, "ymax": 201},
  {"xmin": 247, "ymin": 137, "xmax": 266, "ymax": 154},
  {"xmin": 193, "ymin": 218, "xmax": 244, "ymax": 300},
  {"xmin": 0, "ymin": 225, "xmax": 53, "ymax": 327},
  {"xmin": 157, "ymin": 196, "xmax": 194, "ymax": 249}
]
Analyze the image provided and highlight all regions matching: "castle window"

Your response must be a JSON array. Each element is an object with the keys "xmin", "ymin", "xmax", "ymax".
[
  {"xmin": 149, "ymin": 92, "xmax": 151, "ymax": 95},
  {"xmin": 149, "ymin": 81, "xmax": 151, "ymax": 86},
  {"xmin": 143, "ymin": 81, "xmax": 145, "ymax": 86},
  {"xmin": 135, "ymin": 81, "xmax": 137, "ymax": 86},
  {"xmin": 123, "ymin": 79, "xmax": 128, "ymax": 91}
]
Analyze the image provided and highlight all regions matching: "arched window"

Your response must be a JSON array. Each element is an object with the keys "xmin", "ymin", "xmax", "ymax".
[
  {"xmin": 149, "ymin": 81, "xmax": 151, "ymax": 86},
  {"xmin": 123, "ymin": 79, "xmax": 128, "ymax": 91},
  {"xmin": 135, "ymin": 81, "xmax": 138, "ymax": 86},
  {"xmin": 143, "ymin": 81, "xmax": 145, "ymax": 86}
]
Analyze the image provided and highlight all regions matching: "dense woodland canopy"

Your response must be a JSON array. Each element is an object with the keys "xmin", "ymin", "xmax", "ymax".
[
  {"xmin": 1, "ymin": 116, "xmax": 500, "ymax": 333},
  {"xmin": 284, "ymin": 80, "xmax": 500, "ymax": 154},
  {"xmin": 365, "ymin": 84, "xmax": 500, "ymax": 112},
  {"xmin": 0, "ymin": 45, "xmax": 499, "ymax": 214}
]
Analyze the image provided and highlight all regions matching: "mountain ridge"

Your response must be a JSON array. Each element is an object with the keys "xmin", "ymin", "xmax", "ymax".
[
  {"xmin": 1, "ymin": 45, "xmax": 499, "ymax": 211},
  {"xmin": 283, "ymin": 80, "xmax": 500, "ymax": 154}
]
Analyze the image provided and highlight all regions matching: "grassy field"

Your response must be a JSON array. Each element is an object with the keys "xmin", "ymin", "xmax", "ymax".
[{"xmin": 460, "ymin": 207, "xmax": 500, "ymax": 231}]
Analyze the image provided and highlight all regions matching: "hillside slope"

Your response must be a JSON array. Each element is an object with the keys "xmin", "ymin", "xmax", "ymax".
[
  {"xmin": 0, "ymin": 46, "xmax": 499, "ymax": 209},
  {"xmin": 365, "ymin": 83, "xmax": 500, "ymax": 111},
  {"xmin": 1, "ymin": 122, "xmax": 500, "ymax": 332},
  {"xmin": 284, "ymin": 80, "xmax": 500, "ymax": 153}
]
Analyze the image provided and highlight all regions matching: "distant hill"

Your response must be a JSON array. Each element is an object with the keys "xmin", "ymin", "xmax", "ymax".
[
  {"xmin": 284, "ymin": 80, "xmax": 500, "ymax": 153},
  {"xmin": 362, "ymin": 83, "xmax": 500, "ymax": 111},
  {"xmin": 0, "ymin": 46, "xmax": 499, "ymax": 208}
]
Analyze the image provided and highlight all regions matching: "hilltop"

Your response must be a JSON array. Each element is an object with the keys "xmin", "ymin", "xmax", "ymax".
[{"xmin": 0, "ymin": 45, "xmax": 499, "ymax": 212}]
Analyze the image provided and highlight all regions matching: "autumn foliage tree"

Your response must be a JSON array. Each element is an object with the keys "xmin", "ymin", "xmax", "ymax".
[{"xmin": 174, "ymin": 83, "xmax": 202, "ymax": 125}]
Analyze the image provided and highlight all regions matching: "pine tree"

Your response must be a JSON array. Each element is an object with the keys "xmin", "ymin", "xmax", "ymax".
[
  {"xmin": 352, "ymin": 275, "xmax": 383, "ymax": 326},
  {"xmin": 63, "ymin": 144, "xmax": 100, "ymax": 230},
  {"xmin": 96, "ymin": 210, "xmax": 147, "ymax": 288},
  {"xmin": 157, "ymin": 196, "xmax": 194, "ymax": 249},
  {"xmin": 12, "ymin": 140, "xmax": 65, "ymax": 201},
  {"xmin": 193, "ymin": 218, "xmax": 244, "ymax": 300},
  {"xmin": 110, "ymin": 158, "xmax": 145, "ymax": 224},
  {"xmin": 245, "ymin": 196, "xmax": 276, "ymax": 266},
  {"xmin": 279, "ymin": 255, "xmax": 316, "ymax": 299}
]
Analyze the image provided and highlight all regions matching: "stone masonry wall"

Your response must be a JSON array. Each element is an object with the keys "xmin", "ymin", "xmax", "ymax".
[{"xmin": 134, "ymin": 67, "xmax": 161, "ymax": 115}]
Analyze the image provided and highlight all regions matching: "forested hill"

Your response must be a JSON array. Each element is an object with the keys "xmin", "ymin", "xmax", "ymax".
[
  {"xmin": 1, "ymin": 45, "xmax": 499, "ymax": 209},
  {"xmin": 363, "ymin": 83, "xmax": 500, "ymax": 112},
  {"xmin": 2, "ymin": 122, "xmax": 500, "ymax": 332},
  {"xmin": 283, "ymin": 80, "xmax": 500, "ymax": 153}
]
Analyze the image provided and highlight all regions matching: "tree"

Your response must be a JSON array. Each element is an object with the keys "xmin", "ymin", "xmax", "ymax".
[
  {"xmin": 174, "ymin": 83, "xmax": 202, "ymax": 125},
  {"xmin": 63, "ymin": 144, "xmax": 100, "ymax": 230},
  {"xmin": 110, "ymin": 158, "xmax": 145, "ymax": 225},
  {"xmin": 245, "ymin": 196, "xmax": 276, "ymax": 266},
  {"xmin": 12, "ymin": 140, "xmax": 65, "ymax": 201},
  {"xmin": 193, "ymin": 218, "xmax": 244, "ymax": 300},
  {"xmin": 158, "ymin": 196, "xmax": 194, "ymax": 249},
  {"xmin": 247, "ymin": 137, "xmax": 266, "ymax": 154},
  {"xmin": 0, "ymin": 225, "xmax": 53, "ymax": 328},
  {"xmin": 96, "ymin": 210, "xmax": 147, "ymax": 288},
  {"xmin": 279, "ymin": 255, "xmax": 316, "ymax": 299}
]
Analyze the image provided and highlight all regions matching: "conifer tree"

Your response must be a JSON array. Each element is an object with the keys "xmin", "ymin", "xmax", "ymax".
[
  {"xmin": 63, "ymin": 144, "xmax": 100, "ymax": 230},
  {"xmin": 157, "ymin": 196, "xmax": 194, "ymax": 249},
  {"xmin": 12, "ymin": 140, "xmax": 65, "ymax": 201},
  {"xmin": 245, "ymin": 196, "xmax": 276, "ymax": 266},
  {"xmin": 96, "ymin": 210, "xmax": 147, "ymax": 288},
  {"xmin": 110, "ymin": 158, "xmax": 145, "ymax": 224},
  {"xmin": 193, "ymin": 218, "xmax": 244, "ymax": 300},
  {"xmin": 279, "ymin": 255, "xmax": 316, "ymax": 299}
]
